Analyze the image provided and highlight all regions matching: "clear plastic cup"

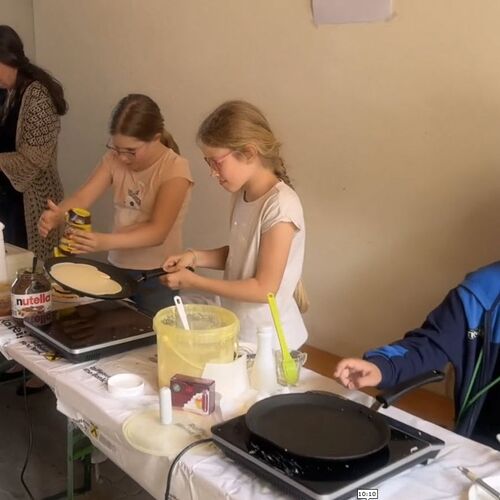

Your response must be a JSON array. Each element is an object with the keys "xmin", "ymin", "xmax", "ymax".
[{"xmin": 274, "ymin": 350, "xmax": 308, "ymax": 386}]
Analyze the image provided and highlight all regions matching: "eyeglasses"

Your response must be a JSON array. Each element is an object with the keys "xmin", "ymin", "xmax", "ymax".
[
  {"xmin": 106, "ymin": 140, "xmax": 147, "ymax": 160},
  {"xmin": 203, "ymin": 151, "xmax": 234, "ymax": 172}
]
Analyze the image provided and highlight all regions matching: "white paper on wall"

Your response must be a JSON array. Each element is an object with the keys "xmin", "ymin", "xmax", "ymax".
[{"xmin": 312, "ymin": 0, "xmax": 393, "ymax": 25}]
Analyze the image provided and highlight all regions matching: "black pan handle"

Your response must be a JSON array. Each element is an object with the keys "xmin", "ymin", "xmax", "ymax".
[
  {"xmin": 138, "ymin": 266, "xmax": 195, "ymax": 283},
  {"xmin": 371, "ymin": 369, "xmax": 445, "ymax": 411},
  {"xmin": 138, "ymin": 268, "xmax": 166, "ymax": 282}
]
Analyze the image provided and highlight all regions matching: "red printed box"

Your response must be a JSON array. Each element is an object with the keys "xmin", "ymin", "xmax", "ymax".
[{"xmin": 170, "ymin": 374, "xmax": 215, "ymax": 415}]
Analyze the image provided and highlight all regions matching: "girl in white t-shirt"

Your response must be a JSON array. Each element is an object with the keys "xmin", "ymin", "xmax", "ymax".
[
  {"xmin": 38, "ymin": 94, "xmax": 193, "ymax": 315},
  {"xmin": 162, "ymin": 100, "xmax": 308, "ymax": 349}
]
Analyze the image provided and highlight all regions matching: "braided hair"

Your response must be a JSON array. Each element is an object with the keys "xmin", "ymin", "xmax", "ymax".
[
  {"xmin": 198, "ymin": 100, "xmax": 310, "ymax": 312},
  {"xmin": 197, "ymin": 100, "xmax": 294, "ymax": 189}
]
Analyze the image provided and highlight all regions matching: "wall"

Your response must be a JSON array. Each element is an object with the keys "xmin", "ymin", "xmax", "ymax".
[
  {"xmin": 1, "ymin": 0, "xmax": 35, "ymax": 58},
  {"xmin": 31, "ymin": 1, "xmax": 500, "ymax": 365}
]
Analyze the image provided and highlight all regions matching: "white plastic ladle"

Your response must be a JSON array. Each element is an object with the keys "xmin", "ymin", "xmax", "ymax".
[{"xmin": 173, "ymin": 295, "xmax": 190, "ymax": 330}]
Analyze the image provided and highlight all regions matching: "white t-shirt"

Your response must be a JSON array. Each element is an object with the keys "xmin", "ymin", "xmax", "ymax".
[{"xmin": 222, "ymin": 181, "xmax": 308, "ymax": 349}]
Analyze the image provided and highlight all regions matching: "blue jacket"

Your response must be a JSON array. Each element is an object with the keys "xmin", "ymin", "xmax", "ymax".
[{"xmin": 364, "ymin": 262, "xmax": 500, "ymax": 446}]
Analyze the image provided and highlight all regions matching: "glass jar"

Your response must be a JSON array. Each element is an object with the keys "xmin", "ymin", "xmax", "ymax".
[{"xmin": 11, "ymin": 269, "xmax": 52, "ymax": 325}]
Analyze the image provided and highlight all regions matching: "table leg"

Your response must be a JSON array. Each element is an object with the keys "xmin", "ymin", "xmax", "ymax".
[
  {"xmin": 67, "ymin": 419, "xmax": 76, "ymax": 500},
  {"xmin": 42, "ymin": 419, "xmax": 93, "ymax": 500}
]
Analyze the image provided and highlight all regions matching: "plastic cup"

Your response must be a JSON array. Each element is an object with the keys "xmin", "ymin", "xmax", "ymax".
[{"xmin": 274, "ymin": 350, "xmax": 307, "ymax": 386}]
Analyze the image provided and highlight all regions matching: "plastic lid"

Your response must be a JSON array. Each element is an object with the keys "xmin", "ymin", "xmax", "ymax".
[
  {"xmin": 122, "ymin": 408, "xmax": 207, "ymax": 456},
  {"xmin": 70, "ymin": 208, "xmax": 91, "ymax": 217},
  {"xmin": 108, "ymin": 373, "xmax": 144, "ymax": 397}
]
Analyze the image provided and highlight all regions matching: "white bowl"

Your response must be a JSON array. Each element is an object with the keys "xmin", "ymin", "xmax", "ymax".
[{"xmin": 108, "ymin": 373, "xmax": 144, "ymax": 397}]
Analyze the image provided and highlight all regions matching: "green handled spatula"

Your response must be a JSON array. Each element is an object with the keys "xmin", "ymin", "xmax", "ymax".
[{"xmin": 267, "ymin": 292, "xmax": 299, "ymax": 385}]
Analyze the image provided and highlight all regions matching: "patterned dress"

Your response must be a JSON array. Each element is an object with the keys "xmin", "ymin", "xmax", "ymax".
[{"xmin": 0, "ymin": 81, "xmax": 64, "ymax": 259}]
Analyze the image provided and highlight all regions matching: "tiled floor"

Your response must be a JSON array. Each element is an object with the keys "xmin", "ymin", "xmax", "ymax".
[{"xmin": 0, "ymin": 373, "xmax": 153, "ymax": 500}]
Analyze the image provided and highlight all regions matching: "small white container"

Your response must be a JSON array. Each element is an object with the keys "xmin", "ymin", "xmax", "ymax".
[
  {"xmin": 108, "ymin": 373, "xmax": 144, "ymax": 397},
  {"xmin": 159, "ymin": 386, "xmax": 173, "ymax": 425},
  {"xmin": 250, "ymin": 326, "xmax": 280, "ymax": 394}
]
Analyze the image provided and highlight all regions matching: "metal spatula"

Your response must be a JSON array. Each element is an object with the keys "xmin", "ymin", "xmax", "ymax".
[{"xmin": 267, "ymin": 293, "xmax": 298, "ymax": 385}]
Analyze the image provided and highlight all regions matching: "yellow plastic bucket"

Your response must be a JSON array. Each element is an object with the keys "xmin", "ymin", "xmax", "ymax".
[{"xmin": 153, "ymin": 304, "xmax": 239, "ymax": 388}]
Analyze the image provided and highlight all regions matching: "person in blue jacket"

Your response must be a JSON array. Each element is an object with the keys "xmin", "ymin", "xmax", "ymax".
[{"xmin": 334, "ymin": 262, "xmax": 500, "ymax": 450}]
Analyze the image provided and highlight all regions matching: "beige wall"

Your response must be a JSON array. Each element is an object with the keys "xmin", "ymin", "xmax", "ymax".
[
  {"xmin": 31, "ymin": 1, "xmax": 500, "ymax": 363},
  {"xmin": 1, "ymin": 0, "xmax": 35, "ymax": 58}
]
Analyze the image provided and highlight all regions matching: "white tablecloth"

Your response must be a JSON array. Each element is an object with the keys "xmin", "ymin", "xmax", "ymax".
[{"xmin": 2, "ymin": 317, "xmax": 500, "ymax": 500}]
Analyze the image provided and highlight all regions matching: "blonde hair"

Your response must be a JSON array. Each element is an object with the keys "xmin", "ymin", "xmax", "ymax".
[
  {"xmin": 199, "ymin": 100, "xmax": 309, "ymax": 313},
  {"xmin": 110, "ymin": 94, "xmax": 180, "ymax": 154},
  {"xmin": 197, "ymin": 100, "xmax": 292, "ymax": 188},
  {"xmin": 294, "ymin": 279, "xmax": 310, "ymax": 314}
]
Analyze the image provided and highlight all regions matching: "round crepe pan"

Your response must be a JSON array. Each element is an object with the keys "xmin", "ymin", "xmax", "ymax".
[
  {"xmin": 245, "ymin": 392, "xmax": 391, "ymax": 461},
  {"xmin": 244, "ymin": 370, "xmax": 445, "ymax": 462},
  {"xmin": 44, "ymin": 256, "xmax": 167, "ymax": 300}
]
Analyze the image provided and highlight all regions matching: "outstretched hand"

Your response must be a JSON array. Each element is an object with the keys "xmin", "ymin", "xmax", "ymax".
[
  {"xmin": 333, "ymin": 358, "xmax": 382, "ymax": 390},
  {"xmin": 38, "ymin": 199, "xmax": 64, "ymax": 238}
]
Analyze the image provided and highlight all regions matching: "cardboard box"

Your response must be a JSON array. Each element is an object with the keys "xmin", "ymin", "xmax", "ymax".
[{"xmin": 170, "ymin": 374, "xmax": 215, "ymax": 415}]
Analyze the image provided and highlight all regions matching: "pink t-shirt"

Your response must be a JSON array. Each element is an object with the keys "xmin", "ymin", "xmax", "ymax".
[{"xmin": 102, "ymin": 146, "xmax": 193, "ymax": 270}]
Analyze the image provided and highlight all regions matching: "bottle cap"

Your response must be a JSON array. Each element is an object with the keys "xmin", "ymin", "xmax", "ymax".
[{"xmin": 257, "ymin": 324, "xmax": 275, "ymax": 334}]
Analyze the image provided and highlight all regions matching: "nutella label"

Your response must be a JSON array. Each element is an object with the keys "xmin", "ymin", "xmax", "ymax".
[{"xmin": 11, "ymin": 292, "xmax": 52, "ymax": 319}]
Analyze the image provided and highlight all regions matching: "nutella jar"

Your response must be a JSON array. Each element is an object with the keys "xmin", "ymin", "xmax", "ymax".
[
  {"xmin": 11, "ymin": 269, "xmax": 52, "ymax": 325},
  {"xmin": 54, "ymin": 208, "xmax": 92, "ymax": 257}
]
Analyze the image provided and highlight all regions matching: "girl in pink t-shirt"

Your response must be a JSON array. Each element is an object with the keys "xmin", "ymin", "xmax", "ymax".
[{"xmin": 39, "ymin": 94, "xmax": 193, "ymax": 315}]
